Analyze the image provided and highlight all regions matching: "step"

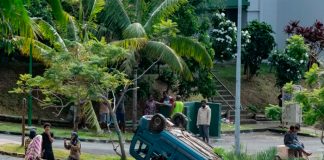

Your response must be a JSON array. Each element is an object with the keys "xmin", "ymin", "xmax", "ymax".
[
  {"xmin": 211, "ymin": 96, "xmax": 235, "ymax": 102},
  {"xmin": 228, "ymin": 110, "xmax": 249, "ymax": 115},
  {"xmin": 229, "ymin": 114, "xmax": 252, "ymax": 120},
  {"xmin": 211, "ymin": 99, "xmax": 235, "ymax": 104},
  {"xmin": 240, "ymin": 119, "xmax": 257, "ymax": 124}
]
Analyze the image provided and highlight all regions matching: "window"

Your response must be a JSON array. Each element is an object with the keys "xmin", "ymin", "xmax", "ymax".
[{"xmin": 134, "ymin": 140, "xmax": 149, "ymax": 158}]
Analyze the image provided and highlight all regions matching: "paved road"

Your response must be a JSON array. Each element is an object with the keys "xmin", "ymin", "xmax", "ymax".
[
  {"xmin": 0, "ymin": 133, "xmax": 130, "ymax": 155},
  {"xmin": 0, "ymin": 155, "xmax": 22, "ymax": 160},
  {"xmin": 1, "ymin": 132, "xmax": 324, "ymax": 159},
  {"xmin": 211, "ymin": 131, "xmax": 324, "ymax": 158}
]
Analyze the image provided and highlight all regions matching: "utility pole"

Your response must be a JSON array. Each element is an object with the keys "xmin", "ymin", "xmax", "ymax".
[
  {"xmin": 235, "ymin": 0, "xmax": 242, "ymax": 155},
  {"xmin": 28, "ymin": 43, "xmax": 33, "ymax": 126}
]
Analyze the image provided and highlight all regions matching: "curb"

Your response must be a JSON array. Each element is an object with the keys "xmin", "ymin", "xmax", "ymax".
[
  {"xmin": 268, "ymin": 128, "xmax": 318, "ymax": 137},
  {"xmin": 0, "ymin": 131, "xmax": 132, "ymax": 143},
  {"xmin": 221, "ymin": 128, "xmax": 318, "ymax": 138},
  {"xmin": 221, "ymin": 128, "xmax": 268, "ymax": 134},
  {"xmin": 0, "ymin": 150, "xmax": 24, "ymax": 158}
]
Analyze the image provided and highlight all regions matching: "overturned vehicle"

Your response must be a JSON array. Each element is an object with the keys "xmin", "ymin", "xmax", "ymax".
[{"xmin": 129, "ymin": 113, "xmax": 221, "ymax": 160}]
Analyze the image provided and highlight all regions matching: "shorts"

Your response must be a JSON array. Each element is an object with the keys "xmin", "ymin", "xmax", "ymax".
[{"xmin": 116, "ymin": 112, "xmax": 125, "ymax": 124}]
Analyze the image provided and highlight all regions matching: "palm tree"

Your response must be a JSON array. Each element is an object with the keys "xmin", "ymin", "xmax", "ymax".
[
  {"xmin": 100, "ymin": 0, "xmax": 213, "ymax": 131},
  {"xmin": 1, "ymin": 0, "xmax": 104, "ymax": 131}
]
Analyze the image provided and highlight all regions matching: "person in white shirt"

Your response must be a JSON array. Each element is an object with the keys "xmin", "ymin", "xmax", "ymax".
[{"xmin": 196, "ymin": 100, "xmax": 211, "ymax": 143}]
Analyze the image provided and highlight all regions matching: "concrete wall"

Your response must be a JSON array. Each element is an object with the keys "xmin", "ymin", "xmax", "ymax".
[{"xmin": 247, "ymin": 0, "xmax": 324, "ymax": 49}]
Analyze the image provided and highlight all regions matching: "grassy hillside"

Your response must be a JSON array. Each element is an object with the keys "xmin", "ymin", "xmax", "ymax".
[
  {"xmin": 0, "ymin": 62, "xmax": 279, "ymax": 117},
  {"xmin": 213, "ymin": 63, "xmax": 279, "ymax": 110},
  {"xmin": 0, "ymin": 63, "xmax": 57, "ymax": 119}
]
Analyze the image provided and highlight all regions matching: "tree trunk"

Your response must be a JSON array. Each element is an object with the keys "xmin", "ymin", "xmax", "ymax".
[
  {"xmin": 105, "ymin": 97, "xmax": 127, "ymax": 160},
  {"xmin": 111, "ymin": 111, "xmax": 127, "ymax": 160},
  {"xmin": 73, "ymin": 104, "xmax": 80, "ymax": 132},
  {"xmin": 132, "ymin": 66, "xmax": 138, "ymax": 131}
]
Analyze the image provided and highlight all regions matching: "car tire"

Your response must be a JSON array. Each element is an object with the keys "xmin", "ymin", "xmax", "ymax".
[
  {"xmin": 171, "ymin": 113, "xmax": 188, "ymax": 128},
  {"xmin": 149, "ymin": 114, "xmax": 166, "ymax": 133}
]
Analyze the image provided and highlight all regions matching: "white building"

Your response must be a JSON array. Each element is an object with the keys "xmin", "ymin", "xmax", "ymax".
[{"xmin": 247, "ymin": 0, "xmax": 324, "ymax": 49}]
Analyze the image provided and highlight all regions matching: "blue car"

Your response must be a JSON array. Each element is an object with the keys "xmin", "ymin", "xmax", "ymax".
[{"xmin": 130, "ymin": 114, "xmax": 221, "ymax": 160}]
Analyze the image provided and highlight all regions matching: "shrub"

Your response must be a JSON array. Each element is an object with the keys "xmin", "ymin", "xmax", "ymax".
[
  {"xmin": 265, "ymin": 104, "xmax": 282, "ymax": 121},
  {"xmin": 270, "ymin": 35, "xmax": 309, "ymax": 87},
  {"xmin": 213, "ymin": 147, "xmax": 277, "ymax": 160},
  {"xmin": 243, "ymin": 21, "xmax": 275, "ymax": 80}
]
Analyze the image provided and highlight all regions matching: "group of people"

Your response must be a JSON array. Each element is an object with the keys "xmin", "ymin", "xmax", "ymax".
[
  {"xmin": 144, "ymin": 92, "xmax": 183, "ymax": 116},
  {"xmin": 25, "ymin": 123, "xmax": 81, "ymax": 160},
  {"xmin": 284, "ymin": 124, "xmax": 312, "ymax": 157},
  {"xmin": 145, "ymin": 92, "xmax": 212, "ymax": 144}
]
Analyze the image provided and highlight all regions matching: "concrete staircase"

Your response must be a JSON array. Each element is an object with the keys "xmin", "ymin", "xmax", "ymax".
[{"xmin": 209, "ymin": 72, "xmax": 256, "ymax": 124}]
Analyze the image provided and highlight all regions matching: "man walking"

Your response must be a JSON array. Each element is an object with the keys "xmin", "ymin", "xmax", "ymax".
[{"xmin": 196, "ymin": 100, "xmax": 211, "ymax": 143}]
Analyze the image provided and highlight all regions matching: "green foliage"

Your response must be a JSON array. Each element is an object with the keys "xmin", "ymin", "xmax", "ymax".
[
  {"xmin": 244, "ymin": 20, "xmax": 275, "ymax": 79},
  {"xmin": 153, "ymin": 19, "xmax": 180, "ymax": 37},
  {"xmin": 247, "ymin": 105, "xmax": 258, "ymax": 114},
  {"xmin": 265, "ymin": 104, "xmax": 282, "ymax": 121},
  {"xmin": 213, "ymin": 147, "xmax": 277, "ymax": 160},
  {"xmin": 283, "ymin": 82, "xmax": 294, "ymax": 94},
  {"xmin": 11, "ymin": 40, "xmax": 131, "ymax": 131},
  {"xmin": 171, "ymin": 3, "xmax": 199, "ymax": 36},
  {"xmin": 292, "ymin": 64, "xmax": 324, "ymax": 125},
  {"xmin": 270, "ymin": 35, "xmax": 309, "ymax": 87}
]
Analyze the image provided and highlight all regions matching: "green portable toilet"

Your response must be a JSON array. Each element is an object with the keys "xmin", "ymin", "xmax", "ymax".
[
  {"xmin": 158, "ymin": 105, "xmax": 171, "ymax": 118},
  {"xmin": 184, "ymin": 102, "xmax": 221, "ymax": 137}
]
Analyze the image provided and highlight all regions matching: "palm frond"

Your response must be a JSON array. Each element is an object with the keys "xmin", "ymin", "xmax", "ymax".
[
  {"xmin": 83, "ymin": 101, "xmax": 101, "ymax": 132},
  {"xmin": 47, "ymin": 0, "xmax": 69, "ymax": 25},
  {"xmin": 143, "ymin": 41, "xmax": 183, "ymax": 72},
  {"xmin": 135, "ymin": 0, "xmax": 146, "ymax": 23},
  {"xmin": 0, "ymin": 0, "xmax": 37, "ymax": 39},
  {"xmin": 33, "ymin": 18, "xmax": 68, "ymax": 52},
  {"xmin": 123, "ymin": 23, "xmax": 147, "ymax": 39},
  {"xmin": 169, "ymin": 36, "xmax": 213, "ymax": 68},
  {"xmin": 67, "ymin": 15, "xmax": 80, "ymax": 41},
  {"xmin": 100, "ymin": 0, "xmax": 131, "ymax": 31},
  {"xmin": 143, "ymin": 0, "xmax": 187, "ymax": 32},
  {"xmin": 110, "ymin": 38, "xmax": 147, "ymax": 51},
  {"xmin": 88, "ymin": 0, "xmax": 105, "ymax": 22},
  {"xmin": 13, "ymin": 37, "xmax": 54, "ymax": 65},
  {"xmin": 120, "ymin": 52, "xmax": 136, "ymax": 75}
]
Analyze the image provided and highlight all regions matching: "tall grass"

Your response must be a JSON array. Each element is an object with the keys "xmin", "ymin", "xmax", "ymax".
[{"xmin": 214, "ymin": 147, "xmax": 277, "ymax": 160}]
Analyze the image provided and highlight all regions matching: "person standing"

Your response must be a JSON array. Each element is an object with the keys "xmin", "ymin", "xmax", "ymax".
[
  {"xmin": 99, "ymin": 101, "xmax": 111, "ymax": 132},
  {"xmin": 171, "ymin": 95, "xmax": 184, "ymax": 118},
  {"xmin": 196, "ymin": 100, "xmax": 211, "ymax": 143},
  {"xmin": 41, "ymin": 123, "xmax": 55, "ymax": 160},
  {"xmin": 116, "ymin": 91, "xmax": 126, "ymax": 133},
  {"xmin": 25, "ymin": 129, "xmax": 36, "ymax": 154},
  {"xmin": 25, "ymin": 135, "xmax": 42, "ymax": 160},
  {"xmin": 64, "ymin": 132, "xmax": 81, "ymax": 160}
]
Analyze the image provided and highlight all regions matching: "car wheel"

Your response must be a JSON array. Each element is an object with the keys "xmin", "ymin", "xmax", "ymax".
[
  {"xmin": 171, "ymin": 113, "xmax": 188, "ymax": 128},
  {"xmin": 149, "ymin": 114, "xmax": 166, "ymax": 133}
]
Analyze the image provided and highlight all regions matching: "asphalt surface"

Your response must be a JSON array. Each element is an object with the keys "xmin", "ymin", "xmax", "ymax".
[
  {"xmin": 0, "ymin": 133, "xmax": 130, "ymax": 155},
  {"xmin": 0, "ymin": 155, "xmax": 23, "ymax": 160},
  {"xmin": 1, "ymin": 131, "xmax": 324, "ymax": 159},
  {"xmin": 212, "ymin": 131, "xmax": 324, "ymax": 158}
]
